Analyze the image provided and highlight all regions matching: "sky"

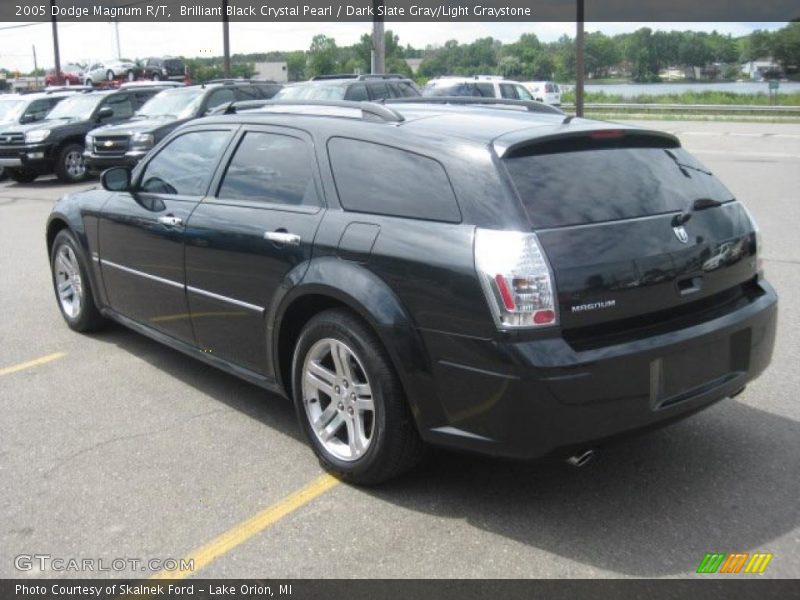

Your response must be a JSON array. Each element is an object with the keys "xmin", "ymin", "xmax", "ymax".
[{"xmin": 0, "ymin": 21, "xmax": 788, "ymax": 72}]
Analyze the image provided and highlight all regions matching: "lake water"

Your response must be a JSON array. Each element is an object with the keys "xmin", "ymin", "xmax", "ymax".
[{"xmin": 577, "ymin": 82, "xmax": 800, "ymax": 97}]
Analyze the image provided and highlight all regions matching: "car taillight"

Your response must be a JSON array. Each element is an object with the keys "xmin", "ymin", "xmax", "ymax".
[
  {"xmin": 742, "ymin": 203, "xmax": 763, "ymax": 277},
  {"xmin": 474, "ymin": 228, "xmax": 558, "ymax": 329}
]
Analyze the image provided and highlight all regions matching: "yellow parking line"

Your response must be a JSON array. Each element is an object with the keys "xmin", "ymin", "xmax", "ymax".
[
  {"xmin": 0, "ymin": 352, "xmax": 66, "ymax": 376},
  {"xmin": 150, "ymin": 473, "xmax": 340, "ymax": 580}
]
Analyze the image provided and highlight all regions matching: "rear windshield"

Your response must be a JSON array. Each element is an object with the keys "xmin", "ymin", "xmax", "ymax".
[{"xmin": 503, "ymin": 141, "xmax": 734, "ymax": 229}]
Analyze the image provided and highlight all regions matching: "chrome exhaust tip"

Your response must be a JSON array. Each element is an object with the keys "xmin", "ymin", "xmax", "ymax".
[{"xmin": 565, "ymin": 449, "xmax": 596, "ymax": 468}]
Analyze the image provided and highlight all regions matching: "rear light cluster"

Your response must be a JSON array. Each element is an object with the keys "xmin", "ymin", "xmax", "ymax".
[
  {"xmin": 742, "ymin": 203, "xmax": 763, "ymax": 277},
  {"xmin": 474, "ymin": 228, "xmax": 558, "ymax": 329}
]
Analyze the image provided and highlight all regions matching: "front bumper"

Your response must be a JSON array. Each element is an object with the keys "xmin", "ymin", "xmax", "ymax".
[
  {"xmin": 0, "ymin": 143, "xmax": 54, "ymax": 173},
  {"xmin": 417, "ymin": 280, "xmax": 778, "ymax": 459},
  {"xmin": 83, "ymin": 150, "xmax": 145, "ymax": 173}
]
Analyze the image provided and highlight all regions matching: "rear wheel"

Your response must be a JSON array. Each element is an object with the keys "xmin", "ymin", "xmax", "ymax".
[
  {"xmin": 50, "ymin": 230, "xmax": 106, "ymax": 332},
  {"xmin": 6, "ymin": 168, "xmax": 38, "ymax": 183},
  {"xmin": 84, "ymin": 78, "xmax": 93, "ymax": 87},
  {"xmin": 152, "ymin": 72, "xmax": 161, "ymax": 81},
  {"xmin": 106, "ymin": 69, "xmax": 115, "ymax": 81},
  {"xmin": 126, "ymin": 70, "xmax": 136, "ymax": 81},
  {"xmin": 55, "ymin": 143, "xmax": 87, "ymax": 183},
  {"xmin": 292, "ymin": 309, "xmax": 425, "ymax": 485}
]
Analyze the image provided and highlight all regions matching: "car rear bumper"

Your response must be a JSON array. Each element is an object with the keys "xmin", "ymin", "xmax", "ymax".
[{"xmin": 416, "ymin": 279, "xmax": 778, "ymax": 459}]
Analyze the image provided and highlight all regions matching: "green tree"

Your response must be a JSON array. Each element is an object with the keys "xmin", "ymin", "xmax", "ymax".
[
  {"xmin": 285, "ymin": 51, "xmax": 306, "ymax": 81},
  {"xmin": 307, "ymin": 34, "xmax": 339, "ymax": 77}
]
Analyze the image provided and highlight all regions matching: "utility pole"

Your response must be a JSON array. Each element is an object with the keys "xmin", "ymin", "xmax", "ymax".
[
  {"xmin": 50, "ymin": 0, "xmax": 61, "ymax": 85},
  {"xmin": 575, "ymin": 0, "xmax": 585, "ymax": 117},
  {"xmin": 371, "ymin": 0, "xmax": 385, "ymax": 74},
  {"xmin": 114, "ymin": 21, "xmax": 122, "ymax": 59},
  {"xmin": 33, "ymin": 45, "xmax": 39, "ymax": 89},
  {"xmin": 222, "ymin": 0, "xmax": 231, "ymax": 78}
]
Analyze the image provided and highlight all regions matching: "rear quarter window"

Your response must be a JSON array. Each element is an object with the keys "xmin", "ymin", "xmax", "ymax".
[{"xmin": 328, "ymin": 138, "xmax": 461, "ymax": 223}]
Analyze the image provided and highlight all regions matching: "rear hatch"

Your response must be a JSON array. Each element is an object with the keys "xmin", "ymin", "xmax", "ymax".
[
  {"xmin": 500, "ymin": 129, "xmax": 760, "ymax": 349},
  {"xmin": 163, "ymin": 58, "xmax": 185, "ymax": 78}
]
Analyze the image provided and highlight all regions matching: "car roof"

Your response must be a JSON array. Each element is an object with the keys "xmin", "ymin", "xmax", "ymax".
[
  {"xmin": 427, "ymin": 77, "xmax": 524, "ymax": 86},
  {"xmin": 194, "ymin": 101, "xmax": 674, "ymax": 155}
]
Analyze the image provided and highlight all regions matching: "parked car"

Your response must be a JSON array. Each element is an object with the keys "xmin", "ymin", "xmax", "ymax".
[
  {"xmin": 83, "ymin": 60, "xmax": 141, "ymax": 86},
  {"xmin": 0, "ymin": 86, "xmax": 165, "ymax": 183},
  {"xmin": 44, "ymin": 64, "xmax": 84, "ymax": 87},
  {"xmin": 0, "ymin": 90, "xmax": 80, "ymax": 181},
  {"xmin": 276, "ymin": 74, "xmax": 420, "ymax": 101},
  {"xmin": 523, "ymin": 81, "xmax": 562, "ymax": 106},
  {"xmin": 45, "ymin": 99, "xmax": 776, "ymax": 484},
  {"xmin": 422, "ymin": 76, "xmax": 536, "ymax": 101},
  {"xmin": 84, "ymin": 81, "xmax": 282, "ymax": 174},
  {"xmin": 139, "ymin": 56, "xmax": 187, "ymax": 82}
]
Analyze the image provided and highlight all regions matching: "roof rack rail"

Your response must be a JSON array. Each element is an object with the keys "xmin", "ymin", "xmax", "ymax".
[
  {"xmin": 212, "ymin": 99, "xmax": 405, "ymax": 123},
  {"xmin": 357, "ymin": 73, "xmax": 407, "ymax": 80},
  {"xmin": 206, "ymin": 78, "xmax": 277, "ymax": 85},
  {"xmin": 310, "ymin": 74, "xmax": 359, "ymax": 81},
  {"xmin": 384, "ymin": 96, "xmax": 564, "ymax": 115}
]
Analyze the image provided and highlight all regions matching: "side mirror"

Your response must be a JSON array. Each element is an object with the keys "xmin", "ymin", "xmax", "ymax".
[
  {"xmin": 96, "ymin": 106, "xmax": 114, "ymax": 121},
  {"xmin": 101, "ymin": 167, "xmax": 131, "ymax": 192}
]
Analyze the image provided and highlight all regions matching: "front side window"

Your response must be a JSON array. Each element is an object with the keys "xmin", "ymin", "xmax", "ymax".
[
  {"xmin": 205, "ymin": 88, "xmax": 236, "ymax": 111},
  {"xmin": 515, "ymin": 85, "xmax": 533, "ymax": 101},
  {"xmin": 218, "ymin": 132, "xmax": 319, "ymax": 207},
  {"xmin": 499, "ymin": 84, "xmax": 519, "ymax": 99},
  {"xmin": 102, "ymin": 94, "xmax": 134, "ymax": 119},
  {"xmin": 140, "ymin": 130, "xmax": 230, "ymax": 196}
]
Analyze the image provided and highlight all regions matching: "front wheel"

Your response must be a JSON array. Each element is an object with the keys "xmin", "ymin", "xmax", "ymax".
[
  {"xmin": 292, "ymin": 309, "xmax": 425, "ymax": 485},
  {"xmin": 50, "ymin": 230, "xmax": 106, "ymax": 332},
  {"xmin": 55, "ymin": 143, "xmax": 87, "ymax": 183},
  {"xmin": 152, "ymin": 72, "xmax": 161, "ymax": 81},
  {"xmin": 126, "ymin": 70, "xmax": 136, "ymax": 81},
  {"xmin": 106, "ymin": 69, "xmax": 115, "ymax": 81}
]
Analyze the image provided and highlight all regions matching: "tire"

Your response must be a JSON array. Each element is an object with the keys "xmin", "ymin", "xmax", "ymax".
[
  {"xmin": 50, "ymin": 229, "xmax": 106, "ymax": 332},
  {"xmin": 152, "ymin": 72, "xmax": 161, "ymax": 81},
  {"xmin": 106, "ymin": 69, "xmax": 115, "ymax": 81},
  {"xmin": 5, "ymin": 168, "xmax": 38, "ymax": 183},
  {"xmin": 54, "ymin": 143, "xmax": 87, "ymax": 183},
  {"xmin": 292, "ymin": 309, "xmax": 425, "ymax": 485},
  {"xmin": 126, "ymin": 70, "xmax": 136, "ymax": 81},
  {"xmin": 0, "ymin": 167, "xmax": 7, "ymax": 181}
]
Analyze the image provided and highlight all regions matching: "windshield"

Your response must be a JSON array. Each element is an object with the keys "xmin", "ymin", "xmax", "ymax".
[
  {"xmin": 46, "ymin": 94, "xmax": 104, "ymax": 120},
  {"xmin": 136, "ymin": 89, "xmax": 204, "ymax": 119},
  {"xmin": 275, "ymin": 84, "xmax": 345, "ymax": 100},
  {"xmin": 0, "ymin": 98, "xmax": 27, "ymax": 122}
]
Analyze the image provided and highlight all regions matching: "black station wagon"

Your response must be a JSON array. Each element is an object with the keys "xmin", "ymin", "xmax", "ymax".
[{"xmin": 46, "ymin": 98, "xmax": 777, "ymax": 484}]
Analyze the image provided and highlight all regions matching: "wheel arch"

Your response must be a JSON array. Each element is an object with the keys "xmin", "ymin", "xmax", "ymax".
[{"xmin": 270, "ymin": 257, "xmax": 432, "ymax": 424}]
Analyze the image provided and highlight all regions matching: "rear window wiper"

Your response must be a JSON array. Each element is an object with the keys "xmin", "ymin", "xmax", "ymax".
[
  {"xmin": 664, "ymin": 148, "xmax": 713, "ymax": 176},
  {"xmin": 672, "ymin": 197, "xmax": 724, "ymax": 226}
]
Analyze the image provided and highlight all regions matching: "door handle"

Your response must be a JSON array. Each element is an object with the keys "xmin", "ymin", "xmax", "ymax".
[
  {"xmin": 158, "ymin": 215, "xmax": 183, "ymax": 227},
  {"xmin": 264, "ymin": 231, "xmax": 301, "ymax": 246}
]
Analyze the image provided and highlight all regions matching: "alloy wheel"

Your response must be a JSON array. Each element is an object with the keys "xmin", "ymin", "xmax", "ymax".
[
  {"xmin": 54, "ymin": 244, "xmax": 83, "ymax": 318},
  {"xmin": 65, "ymin": 150, "xmax": 85, "ymax": 179},
  {"xmin": 302, "ymin": 338, "xmax": 375, "ymax": 461}
]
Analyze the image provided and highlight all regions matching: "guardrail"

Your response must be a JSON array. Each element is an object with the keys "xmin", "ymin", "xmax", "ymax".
[{"xmin": 562, "ymin": 103, "xmax": 800, "ymax": 116}]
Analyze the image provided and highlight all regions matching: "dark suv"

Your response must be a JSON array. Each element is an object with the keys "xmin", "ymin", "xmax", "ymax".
[
  {"xmin": 45, "ymin": 99, "xmax": 777, "ymax": 484},
  {"xmin": 0, "ymin": 86, "xmax": 167, "ymax": 183},
  {"xmin": 84, "ymin": 82, "xmax": 283, "ymax": 174},
  {"xmin": 0, "ymin": 90, "xmax": 77, "ymax": 181},
  {"xmin": 140, "ymin": 57, "xmax": 187, "ymax": 82},
  {"xmin": 275, "ymin": 74, "xmax": 420, "ymax": 101}
]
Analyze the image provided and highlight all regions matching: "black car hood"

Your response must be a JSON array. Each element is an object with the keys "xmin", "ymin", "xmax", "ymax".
[
  {"xmin": 91, "ymin": 116, "xmax": 185, "ymax": 136},
  {"xmin": 11, "ymin": 117, "xmax": 81, "ymax": 133}
]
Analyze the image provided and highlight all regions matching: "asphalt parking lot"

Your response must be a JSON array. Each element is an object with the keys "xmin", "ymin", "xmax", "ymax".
[{"xmin": 1, "ymin": 120, "xmax": 798, "ymax": 579}]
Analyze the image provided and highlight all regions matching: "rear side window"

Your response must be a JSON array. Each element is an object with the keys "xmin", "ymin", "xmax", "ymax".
[
  {"xmin": 504, "ymin": 141, "xmax": 734, "ymax": 229},
  {"xmin": 218, "ymin": 132, "xmax": 319, "ymax": 207},
  {"xmin": 392, "ymin": 81, "xmax": 420, "ymax": 97},
  {"xmin": 328, "ymin": 138, "xmax": 461, "ymax": 223},
  {"xmin": 366, "ymin": 82, "xmax": 390, "ymax": 100}
]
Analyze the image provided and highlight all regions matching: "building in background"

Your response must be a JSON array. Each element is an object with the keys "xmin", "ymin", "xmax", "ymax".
[{"xmin": 253, "ymin": 61, "xmax": 288, "ymax": 82}]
